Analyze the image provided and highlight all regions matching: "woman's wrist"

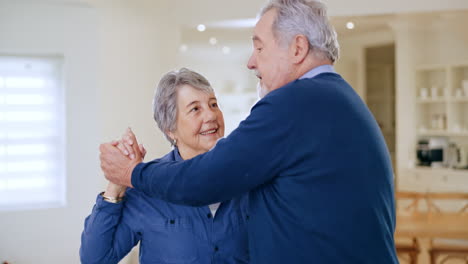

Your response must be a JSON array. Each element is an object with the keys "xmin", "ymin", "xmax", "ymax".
[
  {"xmin": 100, "ymin": 192, "xmax": 124, "ymax": 204},
  {"xmin": 104, "ymin": 183, "xmax": 127, "ymax": 198}
]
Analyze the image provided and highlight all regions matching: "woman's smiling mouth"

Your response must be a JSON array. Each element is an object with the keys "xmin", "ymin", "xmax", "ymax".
[{"xmin": 200, "ymin": 128, "xmax": 218, "ymax": 135}]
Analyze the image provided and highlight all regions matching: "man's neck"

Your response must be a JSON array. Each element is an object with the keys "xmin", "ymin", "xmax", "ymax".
[{"xmin": 295, "ymin": 57, "xmax": 333, "ymax": 80}]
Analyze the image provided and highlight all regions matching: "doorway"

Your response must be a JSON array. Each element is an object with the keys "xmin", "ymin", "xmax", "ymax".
[{"xmin": 365, "ymin": 44, "xmax": 396, "ymax": 169}]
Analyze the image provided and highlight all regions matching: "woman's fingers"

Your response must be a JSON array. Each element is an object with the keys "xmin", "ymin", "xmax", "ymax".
[
  {"xmin": 139, "ymin": 144, "xmax": 147, "ymax": 159},
  {"xmin": 122, "ymin": 128, "xmax": 136, "ymax": 159},
  {"xmin": 115, "ymin": 140, "xmax": 129, "ymax": 156}
]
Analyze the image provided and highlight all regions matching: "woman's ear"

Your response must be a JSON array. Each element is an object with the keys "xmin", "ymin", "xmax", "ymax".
[
  {"xmin": 167, "ymin": 131, "xmax": 178, "ymax": 146},
  {"xmin": 167, "ymin": 131, "xmax": 175, "ymax": 141}
]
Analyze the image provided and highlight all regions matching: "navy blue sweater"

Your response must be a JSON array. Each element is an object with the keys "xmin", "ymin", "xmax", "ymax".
[{"xmin": 133, "ymin": 73, "xmax": 398, "ymax": 263}]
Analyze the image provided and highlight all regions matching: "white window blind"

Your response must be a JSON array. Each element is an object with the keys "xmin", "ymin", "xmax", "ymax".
[{"xmin": 0, "ymin": 55, "xmax": 65, "ymax": 211}]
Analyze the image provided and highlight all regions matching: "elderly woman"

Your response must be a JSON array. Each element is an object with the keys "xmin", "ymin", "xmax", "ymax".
[{"xmin": 80, "ymin": 68, "xmax": 249, "ymax": 264}]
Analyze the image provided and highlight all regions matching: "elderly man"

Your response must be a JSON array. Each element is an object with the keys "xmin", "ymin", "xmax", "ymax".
[{"xmin": 100, "ymin": 0, "xmax": 398, "ymax": 263}]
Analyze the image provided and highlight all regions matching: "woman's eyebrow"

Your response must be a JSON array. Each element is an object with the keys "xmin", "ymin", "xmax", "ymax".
[{"xmin": 186, "ymin": 101, "xmax": 199, "ymax": 108}]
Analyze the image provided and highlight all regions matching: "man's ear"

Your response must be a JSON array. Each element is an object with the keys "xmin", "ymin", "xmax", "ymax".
[{"xmin": 290, "ymin": 34, "xmax": 310, "ymax": 64}]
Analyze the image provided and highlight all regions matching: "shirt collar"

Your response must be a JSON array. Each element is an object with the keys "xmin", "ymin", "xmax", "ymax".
[
  {"xmin": 172, "ymin": 147, "xmax": 183, "ymax": 162},
  {"xmin": 299, "ymin": 64, "xmax": 335, "ymax": 80}
]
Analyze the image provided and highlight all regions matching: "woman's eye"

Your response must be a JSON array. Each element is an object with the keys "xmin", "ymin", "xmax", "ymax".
[
  {"xmin": 212, "ymin": 103, "xmax": 218, "ymax": 107},
  {"xmin": 257, "ymin": 48, "xmax": 263, "ymax": 52},
  {"xmin": 190, "ymin": 107, "xmax": 199, "ymax": 112}
]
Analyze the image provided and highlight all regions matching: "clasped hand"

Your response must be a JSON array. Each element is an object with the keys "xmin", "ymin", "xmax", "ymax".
[{"xmin": 99, "ymin": 128, "xmax": 146, "ymax": 188}]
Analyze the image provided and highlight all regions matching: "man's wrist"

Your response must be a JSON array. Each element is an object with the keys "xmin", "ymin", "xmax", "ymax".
[{"xmin": 125, "ymin": 161, "xmax": 139, "ymax": 188}]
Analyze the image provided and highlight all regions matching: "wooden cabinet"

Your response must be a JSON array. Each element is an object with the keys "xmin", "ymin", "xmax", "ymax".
[
  {"xmin": 399, "ymin": 64, "xmax": 468, "ymax": 194},
  {"xmin": 398, "ymin": 168, "xmax": 468, "ymax": 193},
  {"xmin": 415, "ymin": 64, "xmax": 468, "ymax": 137}
]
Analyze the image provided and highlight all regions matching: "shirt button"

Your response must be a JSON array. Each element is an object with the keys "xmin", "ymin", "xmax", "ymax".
[
  {"xmin": 207, "ymin": 213, "xmax": 212, "ymax": 219},
  {"xmin": 214, "ymin": 246, "xmax": 219, "ymax": 252},
  {"xmin": 169, "ymin": 219, "xmax": 175, "ymax": 224}
]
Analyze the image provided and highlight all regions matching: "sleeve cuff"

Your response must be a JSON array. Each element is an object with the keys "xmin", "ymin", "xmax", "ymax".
[
  {"xmin": 94, "ymin": 193, "xmax": 125, "ymax": 215},
  {"xmin": 131, "ymin": 162, "xmax": 146, "ymax": 191}
]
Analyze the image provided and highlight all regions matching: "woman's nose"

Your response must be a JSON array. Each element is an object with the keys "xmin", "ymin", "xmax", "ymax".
[{"xmin": 203, "ymin": 108, "xmax": 217, "ymax": 122}]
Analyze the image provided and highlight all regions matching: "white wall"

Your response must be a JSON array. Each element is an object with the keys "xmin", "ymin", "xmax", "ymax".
[
  {"xmin": 335, "ymin": 29, "xmax": 395, "ymax": 98},
  {"xmin": 0, "ymin": 1, "xmax": 100, "ymax": 263},
  {"xmin": 95, "ymin": 0, "xmax": 178, "ymax": 159},
  {"xmin": 0, "ymin": 0, "xmax": 178, "ymax": 263}
]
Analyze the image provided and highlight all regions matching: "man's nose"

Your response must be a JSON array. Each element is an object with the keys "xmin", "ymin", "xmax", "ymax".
[{"xmin": 247, "ymin": 53, "xmax": 256, "ymax": 70}]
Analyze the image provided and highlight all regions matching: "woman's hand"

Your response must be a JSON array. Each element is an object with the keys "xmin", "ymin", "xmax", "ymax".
[
  {"xmin": 102, "ymin": 128, "xmax": 145, "ymax": 197},
  {"xmin": 111, "ymin": 127, "xmax": 146, "ymax": 160}
]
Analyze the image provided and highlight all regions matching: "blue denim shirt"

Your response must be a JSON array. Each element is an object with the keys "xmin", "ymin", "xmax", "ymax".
[{"xmin": 80, "ymin": 148, "xmax": 250, "ymax": 264}]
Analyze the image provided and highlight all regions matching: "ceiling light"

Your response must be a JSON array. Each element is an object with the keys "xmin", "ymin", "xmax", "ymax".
[
  {"xmin": 208, "ymin": 18, "xmax": 259, "ymax": 28},
  {"xmin": 209, "ymin": 37, "xmax": 218, "ymax": 45},
  {"xmin": 222, "ymin": 46, "xmax": 231, "ymax": 55},
  {"xmin": 179, "ymin": 44, "xmax": 188, "ymax": 53},
  {"xmin": 197, "ymin": 24, "xmax": 206, "ymax": 32},
  {"xmin": 346, "ymin": 22, "xmax": 355, "ymax": 30}
]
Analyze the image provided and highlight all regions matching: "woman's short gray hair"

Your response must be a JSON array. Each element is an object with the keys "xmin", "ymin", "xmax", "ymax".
[
  {"xmin": 153, "ymin": 68, "xmax": 214, "ymax": 144},
  {"xmin": 260, "ymin": 0, "xmax": 340, "ymax": 63}
]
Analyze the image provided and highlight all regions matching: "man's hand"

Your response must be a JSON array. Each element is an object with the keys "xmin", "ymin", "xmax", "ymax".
[{"xmin": 100, "ymin": 128, "xmax": 143, "ymax": 188}]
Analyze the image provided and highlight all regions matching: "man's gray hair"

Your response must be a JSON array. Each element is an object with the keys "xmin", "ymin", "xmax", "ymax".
[
  {"xmin": 260, "ymin": 0, "xmax": 340, "ymax": 62},
  {"xmin": 153, "ymin": 68, "xmax": 214, "ymax": 145}
]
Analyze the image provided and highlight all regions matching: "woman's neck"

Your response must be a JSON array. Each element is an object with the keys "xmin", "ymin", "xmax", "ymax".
[{"xmin": 177, "ymin": 146, "xmax": 202, "ymax": 160}]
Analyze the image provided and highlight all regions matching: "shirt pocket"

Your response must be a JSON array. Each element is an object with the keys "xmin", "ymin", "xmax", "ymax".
[{"xmin": 141, "ymin": 217, "xmax": 200, "ymax": 264}]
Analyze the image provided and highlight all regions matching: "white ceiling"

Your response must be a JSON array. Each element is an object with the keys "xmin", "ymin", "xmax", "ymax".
[
  {"xmin": 8, "ymin": 0, "xmax": 468, "ymax": 29},
  {"xmin": 17, "ymin": 0, "xmax": 468, "ymax": 16},
  {"xmin": 170, "ymin": 0, "xmax": 468, "ymax": 27}
]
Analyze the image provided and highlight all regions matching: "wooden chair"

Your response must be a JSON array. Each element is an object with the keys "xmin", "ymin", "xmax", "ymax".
[
  {"xmin": 396, "ymin": 191, "xmax": 468, "ymax": 263},
  {"xmin": 429, "ymin": 239, "xmax": 468, "ymax": 264},
  {"xmin": 396, "ymin": 191, "xmax": 468, "ymax": 239},
  {"xmin": 396, "ymin": 237, "xmax": 420, "ymax": 264},
  {"xmin": 396, "ymin": 191, "xmax": 468, "ymax": 216}
]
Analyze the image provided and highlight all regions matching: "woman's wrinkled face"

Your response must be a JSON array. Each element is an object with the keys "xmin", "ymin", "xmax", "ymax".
[{"xmin": 169, "ymin": 84, "xmax": 225, "ymax": 160}]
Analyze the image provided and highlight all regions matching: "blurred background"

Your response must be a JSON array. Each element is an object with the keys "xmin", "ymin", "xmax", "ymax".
[{"xmin": 0, "ymin": 0, "xmax": 467, "ymax": 263}]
